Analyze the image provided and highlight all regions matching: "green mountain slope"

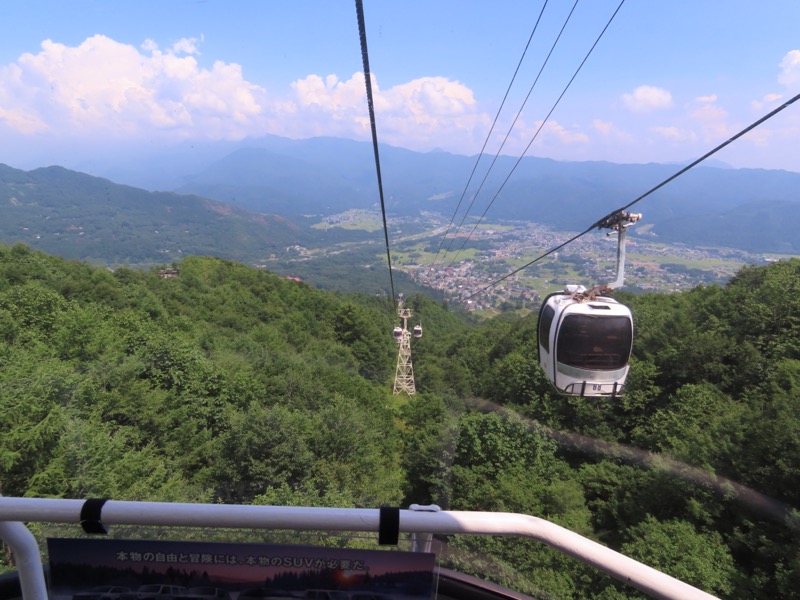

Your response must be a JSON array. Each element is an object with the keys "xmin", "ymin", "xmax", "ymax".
[
  {"xmin": 176, "ymin": 147, "xmax": 374, "ymax": 215},
  {"xmin": 0, "ymin": 163, "xmax": 311, "ymax": 266},
  {"xmin": 654, "ymin": 199, "xmax": 800, "ymax": 253}
]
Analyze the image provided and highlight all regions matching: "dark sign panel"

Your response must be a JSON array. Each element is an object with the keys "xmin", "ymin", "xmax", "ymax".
[{"xmin": 48, "ymin": 538, "xmax": 436, "ymax": 600}]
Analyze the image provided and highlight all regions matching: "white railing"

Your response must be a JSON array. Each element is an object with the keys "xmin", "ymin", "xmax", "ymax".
[{"xmin": 0, "ymin": 497, "xmax": 719, "ymax": 600}]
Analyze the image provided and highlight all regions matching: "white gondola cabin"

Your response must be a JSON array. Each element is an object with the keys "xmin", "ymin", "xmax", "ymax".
[
  {"xmin": 412, "ymin": 324, "xmax": 423, "ymax": 338},
  {"xmin": 536, "ymin": 211, "xmax": 641, "ymax": 397},
  {"xmin": 392, "ymin": 326, "xmax": 403, "ymax": 340},
  {"xmin": 537, "ymin": 288, "xmax": 633, "ymax": 397}
]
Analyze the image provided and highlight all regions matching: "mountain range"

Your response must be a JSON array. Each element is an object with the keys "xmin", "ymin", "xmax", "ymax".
[
  {"xmin": 1, "ymin": 135, "xmax": 799, "ymax": 267},
  {"xmin": 106, "ymin": 134, "xmax": 800, "ymax": 253}
]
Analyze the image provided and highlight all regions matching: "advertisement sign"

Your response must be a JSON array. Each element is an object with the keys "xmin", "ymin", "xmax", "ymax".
[{"xmin": 48, "ymin": 538, "xmax": 436, "ymax": 600}]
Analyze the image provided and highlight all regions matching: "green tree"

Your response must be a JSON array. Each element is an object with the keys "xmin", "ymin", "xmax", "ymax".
[
  {"xmin": 400, "ymin": 393, "xmax": 459, "ymax": 505},
  {"xmin": 621, "ymin": 516, "xmax": 736, "ymax": 597}
]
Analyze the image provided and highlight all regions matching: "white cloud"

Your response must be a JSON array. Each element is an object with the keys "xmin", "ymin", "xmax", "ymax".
[
  {"xmin": 593, "ymin": 119, "xmax": 613, "ymax": 135},
  {"xmin": 696, "ymin": 94, "xmax": 717, "ymax": 104},
  {"xmin": 751, "ymin": 93, "xmax": 783, "ymax": 111},
  {"xmin": 0, "ymin": 105, "xmax": 47, "ymax": 134},
  {"xmin": 534, "ymin": 120, "xmax": 589, "ymax": 144},
  {"xmin": 375, "ymin": 76, "xmax": 481, "ymax": 146},
  {"xmin": 691, "ymin": 96, "xmax": 727, "ymax": 121},
  {"xmin": 286, "ymin": 73, "xmax": 484, "ymax": 150},
  {"xmin": 141, "ymin": 39, "xmax": 158, "ymax": 53},
  {"xmin": 742, "ymin": 127, "xmax": 774, "ymax": 148},
  {"xmin": 621, "ymin": 85, "xmax": 673, "ymax": 112},
  {"xmin": 171, "ymin": 36, "xmax": 203, "ymax": 56},
  {"xmin": 778, "ymin": 49, "xmax": 800, "ymax": 90},
  {"xmin": 292, "ymin": 72, "xmax": 364, "ymax": 111},
  {"xmin": 0, "ymin": 62, "xmax": 47, "ymax": 133},
  {"xmin": 390, "ymin": 76, "xmax": 475, "ymax": 117},
  {"xmin": 0, "ymin": 34, "xmax": 267, "ymax": 140},
  {"xmin": 653, "ymin": 126, "xmax": 696, "ymax": 143},
  {"xmin": 592, "ymin": 118, "xmax": 632, "ymax": 139},
  {"xmin": 0, "ymin": 35, "xmax": 489, "ymax": 154},
  {"xmin": 689, "ymin": 95, "xmax": 730, "ymax": 139}
]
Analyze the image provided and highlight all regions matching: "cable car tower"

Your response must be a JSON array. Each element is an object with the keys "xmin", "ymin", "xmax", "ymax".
[{"xmin": 392, "ymin": 304, "xmax": 423, "ymax": 395}]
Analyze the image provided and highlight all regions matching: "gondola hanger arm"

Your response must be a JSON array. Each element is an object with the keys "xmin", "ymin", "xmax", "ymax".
[{"xmin": 596, "ymin": 211, "xmax": 642, "ymax": 290}]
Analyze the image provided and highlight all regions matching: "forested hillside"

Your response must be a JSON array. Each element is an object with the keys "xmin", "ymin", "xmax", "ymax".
[
  {"xmin": 0, "ymin": 163, "xmax": 313, "ymax": 266},
  {"xmin": 1, "ymin": 243, "xmax": 798, "ymax": 599}
]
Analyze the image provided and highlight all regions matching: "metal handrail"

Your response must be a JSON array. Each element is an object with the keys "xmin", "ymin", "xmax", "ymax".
[{"xmin": 0, "ymin": 497, "xmax": 719, "ymax": 600}]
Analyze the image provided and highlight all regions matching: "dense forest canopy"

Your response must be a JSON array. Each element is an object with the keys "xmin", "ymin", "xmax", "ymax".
[{"xmin": 1, "ymin": 243, "xmax": 799, "ymax": 599}]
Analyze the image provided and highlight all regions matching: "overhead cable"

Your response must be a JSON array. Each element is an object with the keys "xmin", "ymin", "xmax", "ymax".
[
  {"xmin": 593, "ymin": 90, "xmax": 800, "ymax": 226},
  {"xmin": 449, "ymin": 0, "xmax": 625, "ymax": 268},
  {"xmin": 465, "ymin": 89, "xmax": 800, "ymax": 301},
  {"xmin": 442, "ymin": 0, "xmax": 579, "ymax": 267},
  {"xmin": 355, "ymin": 0, "xmax": 397, "ymax": 306},
  {"xmin": 430, "ymin": 0, "xmax": 550, "ymax": 269}
]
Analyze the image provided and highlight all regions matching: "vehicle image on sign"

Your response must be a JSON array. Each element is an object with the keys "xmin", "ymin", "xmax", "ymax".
[
  {"xmin": 304, "ymin": 590, "xmax": 350, "ymax": 600},
  {"xmin": 236, "ymin": 591, "xmax": 304, "ymax": 600},
  {"xmin": 174, "ymin": 588, "xmax": 231, "ymax": 600},
  {"xmin": 349, "ymin": 593, "xmax": 389, "ymax": 600},
  {"xmin": 135, "ymin": 585, "xmax": 187, "ymax": 600},
  {"xmin": 72, "ymin": 586, "xmax": 135, "ymax": 600}
]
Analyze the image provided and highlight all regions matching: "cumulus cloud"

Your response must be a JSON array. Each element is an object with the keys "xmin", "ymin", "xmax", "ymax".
[
  {"xmin": 389, "ymin": 76, "xmax": 475, "ymax": 118},
  {"xmin": 141, "ymin": 39, "xmax": 159, "ymax": 53},
  {"xmin": 0, "ymin": 35, "xmax": 488, "ymax": 154},
  {"xmin": 691, "ymin": 95, "xmax": 727, "ymax": 120},
  {"xmin": 171, "ymin": 36, "xmax": 203, "ymax": 56},
  {"xmin": 621, "ymin": 85, "xmax": 673, "ymax": 112},
  {"xmin": 743, "ymin": 127, "xmax": 774, "ymax": 148},
  {"xmin": 0, "ymin": 34, "xmax": 266, "ymax": 140},
  {"xmin": 778, "ymin": 49, "xmax": 800, "ymax": 90},
  {"xmin": 368, "ymin": 76, "xmax": 481, "ymax": 147},
  {"xmin": 689, "ymin": 95, "xmax": 730, "ymax": 139},
  {"xmin": 292, "ymin": 73, "xmax": 365, "ymax": 112},
  {"xmin": 0, "ymin": 105, "xmax": 47, "ymax": 134},
  {"xmin": 285, "ymin": 72, "xmax": 484, "ymax": 150},
  {"xmin": 747, "ymin": 49, "xmax": 797, "ymax": 123},
  {"xmin": 592, "ymin": 119, "xmax": 613, "ymax": 135},
  {"xmin": 588, "ymin": 119, "xmax": 636, "ymax": 148},
  {"xmin": 473, "ymin": 116, "xmax": 589, "ymax": 158},
  {"xmin": 653, "ymin": 126, "xmax": 696, "ymax": 143},
  {"xmin": 696, "ymin": 94, "xmax": 717, "ymax": 104},
  {"xmin": 751, "ymin": 93, "xmax": 783, "ymax": 111},
  {"xmin": 535, "ymin": 120, "xmax": 589, "ymax": 144}
]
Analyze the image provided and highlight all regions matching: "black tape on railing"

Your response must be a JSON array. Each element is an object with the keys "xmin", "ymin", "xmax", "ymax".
[
  {"xmin": 80, "ymin": 498, "xmax": 109, "ymax": 534},
  {"xmin": 378, "ymin": 506, "xmax": 400, "ymax": 545}
]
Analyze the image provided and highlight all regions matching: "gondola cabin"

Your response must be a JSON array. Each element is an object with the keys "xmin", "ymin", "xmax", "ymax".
[
  {"xmin": 392, "ymin": 326, "xmax": 403, "ymax": 340},
  {"xmin": 412, "ymin": 324, "xmax": 423, "ymax": 338},
  {"xmin": 537, "ymin": 288, "xmax": 633, "ymax": 397}
]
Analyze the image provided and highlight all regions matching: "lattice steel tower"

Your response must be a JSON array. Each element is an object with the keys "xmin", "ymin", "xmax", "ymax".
[{"xmin": 392, "ymin": 305, "xmax": 422, "ymax": 395}]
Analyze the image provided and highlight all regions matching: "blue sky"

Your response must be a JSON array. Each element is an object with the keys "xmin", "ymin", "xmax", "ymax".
[{"xmin": 1, "ymin": 0, "xmax": 799, "ymax": 172}]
